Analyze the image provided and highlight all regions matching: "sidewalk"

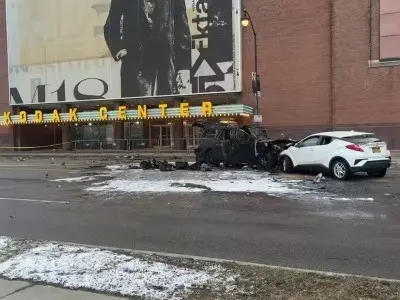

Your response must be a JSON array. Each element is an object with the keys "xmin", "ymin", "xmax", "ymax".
[{"xmin": 0, "ymin": 279, "xmax": 126, "ymax": 300}]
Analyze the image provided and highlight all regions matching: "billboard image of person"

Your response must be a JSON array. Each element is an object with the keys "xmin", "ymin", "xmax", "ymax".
[
  {"xmin": 104, "ymin": 0, "xmax": 191, "ymax": 98},
  {"xmin": 6, "ymin": 0, "xmax": 242, "ymax": 105}
]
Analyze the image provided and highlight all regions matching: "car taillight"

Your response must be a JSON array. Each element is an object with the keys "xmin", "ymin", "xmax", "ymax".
[{"xmin": 346, "ymin": 144, "xmax": 364, "ymax": 152}]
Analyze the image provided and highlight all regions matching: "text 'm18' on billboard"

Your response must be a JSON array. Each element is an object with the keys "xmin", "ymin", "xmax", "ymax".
[{"xmin": 6, "ymin": 0, "xmax": 242, "ymax": 105}]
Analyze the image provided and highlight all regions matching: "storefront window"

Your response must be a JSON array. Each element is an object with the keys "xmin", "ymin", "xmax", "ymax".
[{"xmin": 72, "ymin": 123, "xmax": 114, "ymax": 150}]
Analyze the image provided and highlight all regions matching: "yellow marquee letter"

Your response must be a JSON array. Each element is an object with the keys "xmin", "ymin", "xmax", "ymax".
[
  {"xmin": 138, "ymin": 105, "xmax": 147, "ymax": 119},
  {"xmin": 118, "ymin": 106, "xmax": 127, "ymax": 120},
  {"xmin": 35, "ymin": 110, "xmax": 43, "ymax": 123},
  {"xmin": 3, "ymin": 112, "xmax": 11, "ymax": 125},
  {"xmin": 180, "ymin": 103, "xmax": 189, "ymax": 117},
  {"xmin": 69, "ymin": 108, "xmax": 78, "ymax": 122},
  {"xmin": 52, "ymin": 109, "xmax": 60, "ymax": 122},
  {"xmin": 202, "ymin": 101, "xmax": 213, "ymax": 116},
  {"xmin": 159, "ymin": 104, "xmax": 167, "ymax": 118},
  {"xmin": 99, "ymin": 107, "xmax": 108, "ymax": 120},
  {"xmin": 19, "ymin": 111, "xmax": 27, "ymax": 124}
]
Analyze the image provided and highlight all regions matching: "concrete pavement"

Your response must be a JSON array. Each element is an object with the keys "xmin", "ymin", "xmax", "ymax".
[{"xmin": 0, "ymin": 279, "xmax": 126, "ymax": 299}]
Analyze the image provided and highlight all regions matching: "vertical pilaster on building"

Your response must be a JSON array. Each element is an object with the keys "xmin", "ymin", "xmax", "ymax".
[
  {"xmin": 172, "ymin": 98, "xmax": 185, "ymax": 150},
  {"xmin": 114, "ymin": 102, "xmax": 125, "ymax": 150},
  {"xmin": 61, "ymin": 105, "xmax": 72, "ymax": 151}
]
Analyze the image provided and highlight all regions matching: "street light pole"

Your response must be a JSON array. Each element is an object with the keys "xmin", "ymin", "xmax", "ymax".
[{"xmin": 241, "ymin": 9, "xmax": 260, "ymax": 119}]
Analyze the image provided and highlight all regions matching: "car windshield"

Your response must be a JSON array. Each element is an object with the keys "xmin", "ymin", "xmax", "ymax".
[
  {"xmin": 202, "ymin": 128, "xmax": 217, "ymax": 138},
  {"xmin": 342, "ymin": 134, "xmax": 381, "ymax": 144}
]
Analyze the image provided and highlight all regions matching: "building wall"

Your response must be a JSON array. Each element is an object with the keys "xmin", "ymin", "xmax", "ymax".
[
  {"xmin": 242, "ymin": 0, "xmax": 400, "ymax": 147},
  {"xmin": 1, "ymin": 0, "xmax": 400, "ymax": 148},
  {"xmin": 242, "ymin": 0, "xmax": 333, "ymax": 140},
  {"xmin": 332, "ymin": 0, "xmax": 400, "ymax": 148}
]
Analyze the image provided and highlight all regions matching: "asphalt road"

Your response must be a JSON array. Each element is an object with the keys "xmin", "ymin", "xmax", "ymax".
[{"xmin": 0, "ymin": 157, "xmax": 400, "ymax": 279}]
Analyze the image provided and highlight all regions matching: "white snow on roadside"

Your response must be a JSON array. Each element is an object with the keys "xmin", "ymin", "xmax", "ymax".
[
  {"xmin": 0, "ymin": 237, "xmax": 10, "ymax": 249},
  {"xmin": 106, "ymin": 163, "xmax": 140, "ymax": 171},
  {"xmin": 86, "ymin": 170, "xmax": 304, "ymax": 195},
  {"xmin": 0, "ymin": 243, "xmax": 230, "ymax": 300}
]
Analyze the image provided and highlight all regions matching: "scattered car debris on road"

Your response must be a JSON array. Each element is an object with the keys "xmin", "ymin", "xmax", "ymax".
[{"xmin": 313, "ymin": 173, "xmax": 324, "ymax": 184}]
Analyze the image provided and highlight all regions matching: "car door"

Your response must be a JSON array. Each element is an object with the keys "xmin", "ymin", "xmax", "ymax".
[
  {"xmin": 309, "ymin": 136, "xmax": 334, "ymax": 167},
  {"xmin": 291, "ymin": 136, "xmax": 321, "ymax": 166}
]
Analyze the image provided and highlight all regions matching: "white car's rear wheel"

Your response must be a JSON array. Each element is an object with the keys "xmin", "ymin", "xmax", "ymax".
[{"xmin": 331, "ymin": 159, "xmax": 350, "ymax": 180}]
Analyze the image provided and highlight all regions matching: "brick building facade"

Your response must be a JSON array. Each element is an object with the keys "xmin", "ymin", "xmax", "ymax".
[
  {"xmin": 1, "ymin": 0, "xmax": 400, "ymax": 148},
  {"xmin": 242, "ymin": 0, "xmax": 400, "ymax": 148}
]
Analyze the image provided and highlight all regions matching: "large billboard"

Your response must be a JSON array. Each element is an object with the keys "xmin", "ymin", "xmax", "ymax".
[{"xmin": 6, "ymin": 0, "xmax": 242, "ymax": 105}]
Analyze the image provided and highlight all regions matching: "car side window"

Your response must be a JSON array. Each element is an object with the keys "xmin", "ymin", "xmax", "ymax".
[
  {"xmin": 320, "ymin": 136, "xmax": 333, "ymax": 146},
  {"xmin": 203, "ymin": 129, "xmax": 216, "ymax": 138},
  {"xmin": 299, "ymin": 136, "xmax": 320, "ymax": 147}
]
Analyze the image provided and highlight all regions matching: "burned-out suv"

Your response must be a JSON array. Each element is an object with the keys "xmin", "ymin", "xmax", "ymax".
[{"xmin": 193, "ymin": 123, "xmax": 296, "ymax": 170}]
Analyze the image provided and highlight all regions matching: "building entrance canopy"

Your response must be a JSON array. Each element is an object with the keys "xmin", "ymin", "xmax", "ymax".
[{"xmin": 0, "ymin": 103, "xmax": 253, "ymax": 126}]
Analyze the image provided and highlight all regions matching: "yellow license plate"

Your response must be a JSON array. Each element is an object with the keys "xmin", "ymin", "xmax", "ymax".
[{"xmin": 372, "ymin": 147, "xmax": 381, "ymax": 153}]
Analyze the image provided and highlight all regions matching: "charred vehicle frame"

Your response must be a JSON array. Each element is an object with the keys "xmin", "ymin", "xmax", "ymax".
[{"xmin": 193, "ymin": 122, "xmax": 296, "ymax": 170}]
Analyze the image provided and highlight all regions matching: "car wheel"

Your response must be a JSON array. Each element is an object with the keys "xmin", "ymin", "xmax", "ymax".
[
  {"xmin": 367, "ymin": 169, "xmax": 387, "ymax": 178},
  {"xmin": 282, "ymin": 156, "xmax": 294, "ymax": 173},
  {"xmin": 205, "ymin": 150, "xmax": 219, "ymax": 167},
  {"xmin": 331, "ymin": 159, "xmax": 350, "ymax": 180},
  {"xmin": 256, "ymin": 155, "xmax": 266, "ymax": 170}
]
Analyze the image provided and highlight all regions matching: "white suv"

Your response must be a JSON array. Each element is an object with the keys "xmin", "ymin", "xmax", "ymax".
[{"xmin": 280, "ymin": 131, "xmax": 391, "ymax": 180}]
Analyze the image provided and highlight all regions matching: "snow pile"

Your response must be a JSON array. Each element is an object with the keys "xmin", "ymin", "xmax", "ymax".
[
  {"xmin": 87, "ymin": 178, "xmax": 300, "ymax": 194},
  {"xmin": 0, "ymin": 243, "xmax": 229, "ymax": 300},
  {"xmin": 86, "ymin": 170, "xmax": 304, "ymax": 195}
]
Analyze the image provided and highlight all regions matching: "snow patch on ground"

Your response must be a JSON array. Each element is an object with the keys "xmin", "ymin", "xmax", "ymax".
[
  {"xmin": 0, "ymin": 237, "xmax": 10, "ymax": 249},
  {"xmin": 106, "ymin": 163, "xmax": 140, "ymax": 171},
  {"xmin": 0, "ymin": 243, "xmax": 231, "ymax": 300},
  {"xmin": 86, "ymin": 170, "xmax": 304, "ymax": 195}
]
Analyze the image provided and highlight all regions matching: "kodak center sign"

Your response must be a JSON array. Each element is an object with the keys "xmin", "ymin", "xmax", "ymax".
[{"xmin": 0, "ymin": 102, "xmax": 253, "ymax": 125}]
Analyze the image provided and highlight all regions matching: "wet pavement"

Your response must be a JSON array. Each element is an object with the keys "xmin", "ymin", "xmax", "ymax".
[{"xmin": 0, "ymin": 157, "xmax": 399, "ymax": 279}]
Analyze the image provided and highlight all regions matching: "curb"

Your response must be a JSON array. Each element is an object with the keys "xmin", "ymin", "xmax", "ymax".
[{"xmin": 63, "ymin": 241, "xmax": 400, "ymax": 283}]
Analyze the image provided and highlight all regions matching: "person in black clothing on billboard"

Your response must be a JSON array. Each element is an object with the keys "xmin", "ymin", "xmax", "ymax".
[{"xmin": 104, "ymin": 0, "xmax": 191, "ymax": 98}]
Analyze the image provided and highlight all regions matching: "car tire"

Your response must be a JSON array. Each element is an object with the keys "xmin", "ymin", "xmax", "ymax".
[
  {"xmin": 331, "ymin": 159, "xmax": 350, "ymax": 180},
  {"xmin": 205, "ymin": 150, "xmax": 220, "ymax": 167},
  {"xmin": 282, "ymin": 156, "xmax": 294, "ymax": 173},
  {"xmin": 367, "ymin": 169, "xmax": 387, "ymax": 178},
  {"xmin": 256, "ymin": 155, "xmax": 266, "ymax": 170}
]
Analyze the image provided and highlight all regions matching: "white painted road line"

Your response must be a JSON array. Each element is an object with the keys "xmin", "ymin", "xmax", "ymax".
[{"xmin": 0, "ymin": 197, "xmax": 69, "ymax": 204}]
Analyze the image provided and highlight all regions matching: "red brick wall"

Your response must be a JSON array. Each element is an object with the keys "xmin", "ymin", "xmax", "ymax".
[
  {"xmin": 332, "ymin": 0, "xmax": 400, "ymax": 148},
  {"xmin": 242, "ymin": 0, "xmax": 332, "ymax": 129},
  {"xmin": 0, "ymin": 0, "xmax": 13, "ymax": 147}
]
